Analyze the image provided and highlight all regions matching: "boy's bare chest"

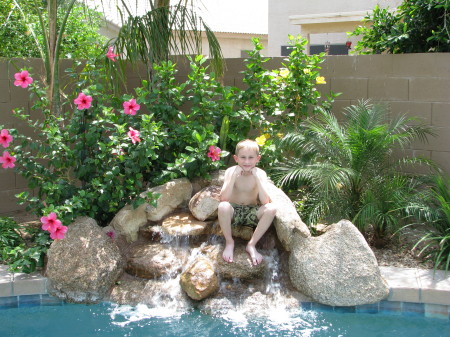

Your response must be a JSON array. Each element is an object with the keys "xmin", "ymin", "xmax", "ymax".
[{"xmin": 234, "ymin": 175, "xmax": 257, "ymax": 192}]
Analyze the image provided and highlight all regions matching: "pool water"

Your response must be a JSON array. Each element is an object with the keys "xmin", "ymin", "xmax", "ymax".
[{"xmin": 1, "ymin": 302, "xmax": 450, "ymax": 337}]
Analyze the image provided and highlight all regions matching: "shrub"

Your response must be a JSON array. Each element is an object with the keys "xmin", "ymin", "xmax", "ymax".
[{"xmin": 272, "ymin": 100, "xmax": 435, "ymax": 244}]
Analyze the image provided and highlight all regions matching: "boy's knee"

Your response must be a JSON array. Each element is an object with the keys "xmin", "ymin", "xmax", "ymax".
[{"xmin": 218, "ymin": 201, "xmax": 232, "ymax": 214}]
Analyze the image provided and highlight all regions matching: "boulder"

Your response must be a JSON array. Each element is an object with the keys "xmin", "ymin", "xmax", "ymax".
[
  {"xmin": 191, "ymin": 170, "xmax": 226, "ymax": 194},
  {"xmin": 125, "ymin": 243, "xmax": 188, "ymax": 279},
  {"xmin": 143, "ymin": 178, "xmax": 193, "ymax": 222},
  {"xmin": 189, "ymin": 185, "xmax": 221, "ymax": 221},
  {"xmin": 266, "ymin": 183, "xmax": 310, "ymax": 251},
  {"xmin": 289, "ymin": 219, "xmax": 389, "ymax": 306},
  {"xmin": 110, "ymin": 203, "xmax": 148, "ymax": 242},
  {"xmin": 180, "ymin": 256, "xmax": 219, "ymax": 300},
  {"xmin": 46, "ymin": 217, "xmax": 124, "ymax": 303},
  {"xmin": 161, "ymin": 213, "xmax": 209, "ymax": 236},
  {"xmin": 215, "ymin": 245, "xmax": 267, "ymax": 280}
]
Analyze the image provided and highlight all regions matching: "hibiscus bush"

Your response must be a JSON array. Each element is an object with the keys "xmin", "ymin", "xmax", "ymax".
[{"xmin": 1, "ymin": 35, "xmax": 332, "ymax": 273}]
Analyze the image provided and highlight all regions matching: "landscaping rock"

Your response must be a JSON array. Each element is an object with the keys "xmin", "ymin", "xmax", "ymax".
[
  {"xmin": 46, "ymin": 217, "xmax": 124, "ymax": 304},
  {"xmin": 215, "ymin": 245, "xmax": 267, "ymax": 280},
  {"xmin": 161, "ymin": 212, "xmax": 209, "ymax": 236},
  {"xmin": 289, "ymin": 219, "xmax": 389, "ymax": 306},
  {"xmin": 143, "ymin": 178, "xmax": 193, "ymax": 222},
  {"xmin": 267, "ymin": 183, "xmax": 311, "ymax": 251},
  {"xmin": 110, "ymin": 203, "xmax": 148, "ymax": 242},
  {"xmin": 125, "ymin": 243, "xmax": 187, "ymax": 279},
  {"xmin": 191, "ymin": 170, "xmax": 226, "ymax": 194},
  {"xmin": 180, "ymin": 256, "xmax": 219, "ymax": 300},
  {"xmin": 189, "ymin": 185, "xmax": 221, "ymax": 221}
]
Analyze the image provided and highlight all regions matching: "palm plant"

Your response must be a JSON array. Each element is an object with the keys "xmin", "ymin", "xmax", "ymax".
[
  {"xmin": 272, "ymin": 100, "xmax": 435, "ymax": 245},
  {"xmin": 405, "ymin": 174, "xmax": 450, "ymax": 271}
]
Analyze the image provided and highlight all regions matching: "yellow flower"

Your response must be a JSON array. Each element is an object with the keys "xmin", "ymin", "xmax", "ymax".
[
  {"xmin": 277, "ymin": 133, "xmax": 284, "ymax": 139},
  {"xmin": 279, "ymin": 68, "xmax": 290, "ymax": 78},
  {"xmin": 303, "ymin": 68, "xmax": 311, "ymax": 74},
  {"xmin": 316, "ymin": 76, "xmax": 326, "ymax": 84},
  {"xmin": 263, "ymin": 133, "xmax": 270, "ymax": 140},
  {"xmin": 255, "ymin": 135, "xmax": 267, "ymax": 146}
]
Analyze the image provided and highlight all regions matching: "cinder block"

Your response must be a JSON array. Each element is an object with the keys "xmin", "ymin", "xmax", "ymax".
[
  {"xmin": 431, "ymin": 151, "xmax": 450, "ymax": 174},
  {"xmin": 368, "ymin": 78, "xmax": 409, "ymax": 101},
  {"xmin": 330, "ymin": 78, "xmax": 368, "ymax": 100},
  {"xmin": 392, "ymin": 53, "xmax": 450, "ymax": 78},
  {"xmin": 0, "ymin": 168, "xmax": 16, "ymax": 190},
  {"xmin": 410, "ymin": 78, "xmax": 450, "ymax": 102},
  {"xmin": 326, "ymin": 54, "xmax": 394, "ymax": 77},
  {"xmin": 431, "ymin": 103, "xmax": 450, "ymax": 126},
  {"xmin": 0, "ymin": 80, "xmax": 9, "ymax": 103},
  {"xmin": 0, "ymin": 188, "xmax": 28, "ymax": 213},
  {"xmin": 389, "ymin": 101, "xmax": 432, "ymax": 125}
]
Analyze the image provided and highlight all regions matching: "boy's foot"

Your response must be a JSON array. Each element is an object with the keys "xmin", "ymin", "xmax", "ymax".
[
  {"xmin": 246, "ymin": 244, "xmax": 263, "ymax": 265},
  {"xmin": 222, "ymin": 241, "xmax": 234, "ymax": 263}
]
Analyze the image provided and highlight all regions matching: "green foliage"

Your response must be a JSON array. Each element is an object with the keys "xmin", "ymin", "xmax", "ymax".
[
  {"xmin": 0, "ymin": 217, "xmax": 50, "ymax": 273},
  {"xmin": 0, "ymin": 0, "xmax": 107, "ymax": 59},
  {"xmin": 272, "ymin": 100, "xmax": 435, "ymax": 242},
  {"xmin": 350, "ymin": 1, "xmax": 450, "ymax": 54},
  {"xmin": 1, "ymin": 35, "xmax": 333, "ymax": 273},
  {"xmin": 406, "ymin": 174, "xmax": 450, "ymax": 272}
]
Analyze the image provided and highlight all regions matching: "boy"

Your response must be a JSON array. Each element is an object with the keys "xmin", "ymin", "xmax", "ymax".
[{"xmin": 218, "ymin": 139, "xmax": 277, "ymax": 265}]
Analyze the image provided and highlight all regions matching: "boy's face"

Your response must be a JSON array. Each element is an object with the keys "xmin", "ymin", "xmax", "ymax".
[{"xmin": 233, "ymin": 147, "xmax": 261, "ymax": 172}]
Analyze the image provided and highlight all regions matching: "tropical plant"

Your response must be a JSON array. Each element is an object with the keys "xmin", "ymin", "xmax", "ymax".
[
  {"xmin": 0, "ymin": 217, "xmax": 49, "ymax": 273},
  {"xmin": 405, "ymin": 174, "xmax": 450, "ymax": 272},
  {"xmin": 350, "ymin": 0, "xmax": 450, "ymax": 54},
  {"xmin": 272, "ymin": 100, "xmax": 435, "ymax": 244},
  {"xmin": 1, "ymin": 0, "xmax": 107, "ymax": 59}
]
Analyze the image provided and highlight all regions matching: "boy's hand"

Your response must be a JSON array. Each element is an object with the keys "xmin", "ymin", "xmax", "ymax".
[
  {"xmin": 250, "ymin": 167, "xmax": 263, "ymax": 179},
  {"xmin": 233, "ymin": 165, "xmax": 244, "ymax": 177}
]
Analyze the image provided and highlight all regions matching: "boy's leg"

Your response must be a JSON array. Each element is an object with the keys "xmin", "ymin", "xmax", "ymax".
[
  {"xmin": 218, "ymin": 201, "xmax": 235, "ymax": 262},
  {"xmin": 246, "ymin": 203, "xmax": 277, "ymax": 265}
]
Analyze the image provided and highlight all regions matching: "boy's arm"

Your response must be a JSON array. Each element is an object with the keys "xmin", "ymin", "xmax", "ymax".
[
  {"xmin": 252, "ymin": 168, "xmax": 272, "ymax": 205},
  {"xmin": 220, "ymin": 166, "xmax": 240, "ymax": 201}
]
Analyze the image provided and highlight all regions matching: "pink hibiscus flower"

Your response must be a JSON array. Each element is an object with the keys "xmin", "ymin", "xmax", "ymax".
[
  {"xmin": 40, "ymin": 212, "xmax": 62, "ymax": 233},
  {"xmin": 14, "ymin": 70, "xmax": 33, "ymax": 88},
  {"xmin": 127, "ymin": 127, "xmax": 141, "ymax": 144},
  {"xmin": 123, "ymin": 98, "xmax": 140, "ymax": 115},
  {"xmin": 50, "ymin": 225, "xmax": 68, "ymax": 240},
  {"xmin": 207, "ymin": 145, "xmax": 221, "ymax": 161},
  {"xmin": 0, "ymin": 129, "xmax": 13, "ymax": 148},
  {"xmin": 0, "ymin": 151, "xmax": 16, "ymax": 169},
  {"xmin": 106, "ymin": 46, "xmax": 119, "ymax": 62},
  {"xmin": 74, "ymin": 92, "xmax": 93, "ymax": 110}
]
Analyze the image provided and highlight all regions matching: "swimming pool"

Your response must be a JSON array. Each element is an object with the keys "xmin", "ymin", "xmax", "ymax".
[{"xmin": 1, "ymin": 301, "xmax": 449, "ymax": 337}]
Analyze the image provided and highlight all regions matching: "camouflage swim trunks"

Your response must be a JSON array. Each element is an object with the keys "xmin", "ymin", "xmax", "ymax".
[{"xmin": 230, "ymin": 203, "xmax": 259, "ymax": 228}]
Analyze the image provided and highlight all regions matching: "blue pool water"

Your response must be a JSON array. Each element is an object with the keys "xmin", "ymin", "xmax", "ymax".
[{"xmin": 1, "ymin": 302, "xmax": 450, "ymax": 337}]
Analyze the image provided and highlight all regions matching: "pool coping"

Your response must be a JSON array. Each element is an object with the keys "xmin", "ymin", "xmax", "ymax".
[{"xmin": 1, "ymin": 264, "xmax": 450, "ymax": 319}]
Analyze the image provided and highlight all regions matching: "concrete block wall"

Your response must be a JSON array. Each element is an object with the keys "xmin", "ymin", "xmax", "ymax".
[{"xmin": 1, "ymin": 54, "xmax": 449, "ymax": 214}]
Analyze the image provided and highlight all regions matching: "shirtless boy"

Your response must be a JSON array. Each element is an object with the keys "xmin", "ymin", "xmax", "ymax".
[{"xmin": 218, "ymin": 139, "xmax": 277, "ymax": 265}]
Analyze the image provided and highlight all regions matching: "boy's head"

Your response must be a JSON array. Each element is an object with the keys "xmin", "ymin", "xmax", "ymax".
[
  {"xmin": 234, "ymin": 139, "xmax": 261, "ymax": 172},
  {"xmin": 235, "ymin": 139, "xmax": 260, "ymax": 156}
]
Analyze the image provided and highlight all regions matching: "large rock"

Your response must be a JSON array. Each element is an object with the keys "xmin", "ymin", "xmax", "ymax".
[
  {"xmin": 125, "ymin": 243, "xmax": 188, "ymax": 279},
  {"xmin": 289, "ymin": 219, "xmax": 389, "ymax": 306},
  {"xmin": 143, "ymin": 178, "xmax": 193, "ymax": 222},
  {"xmin": 161, "ymin": 212, "xmax": 209, "ymax": 236},
  {"xmin": 191, "ymin": 170, "xmax": 226, "ymax": 194},
  {"xmin": 46, "ymin": 217, "xmax": 124, "ymax": 303},
  {"xmin": 180, "ymin": 256, "xmax": 219, "ymax": 300},
  {"xmin": 267, "ymin": 183, "xmax": 310, "ymax": 251},
  {"xmin": 189, "ymin": 185, "xmax": 221, "ymax": 221},
  {"xmin": 206, "ymin": 244, "xmax": 267, "ymax": 280},
  {"xmin": 110, "ymin": 203, "xmax": 148, "ymax": 242}
]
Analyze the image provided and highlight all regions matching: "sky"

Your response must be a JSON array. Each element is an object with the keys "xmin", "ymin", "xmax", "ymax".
[{"xmin": 87, "ymin": 0, "xmax": 268, "ymax": 35}]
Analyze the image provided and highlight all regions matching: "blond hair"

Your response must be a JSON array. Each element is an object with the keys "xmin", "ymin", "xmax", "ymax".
[{"xmin": 235, "ymin": 139, "xmax": 260, "ymax": 155}]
